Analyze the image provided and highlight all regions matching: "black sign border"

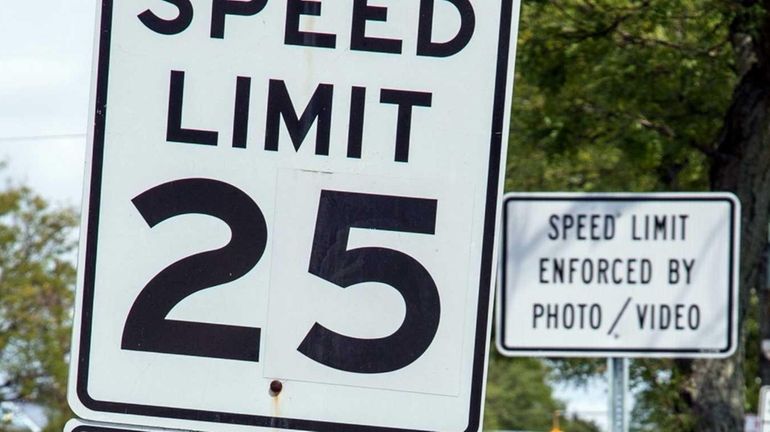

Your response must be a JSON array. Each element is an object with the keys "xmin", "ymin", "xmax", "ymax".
[
  {"xmin": 497, "ymin": 194, "xmax": 739, "ymax": 356},
  {"xmin": 73, "ymin": 425, "xmax": 141, "ymax": 432},
  {"xmin": 73, "ymin": 1, "xmax": 517, "ymax": 431}
]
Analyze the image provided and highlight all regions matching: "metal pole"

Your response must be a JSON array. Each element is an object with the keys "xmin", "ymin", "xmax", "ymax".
[{"xmin": 608, "ymin": 357, "xmax": 627, "ymax": 432}]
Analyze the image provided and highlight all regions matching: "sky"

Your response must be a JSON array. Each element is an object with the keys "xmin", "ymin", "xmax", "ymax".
[
  {"xmin": 0, "ymin": 2, "xmax": 610, "ymax": 431},
  {"xmin": 0, "ymin": 1, "xmax": 94, "ymax": 207}
]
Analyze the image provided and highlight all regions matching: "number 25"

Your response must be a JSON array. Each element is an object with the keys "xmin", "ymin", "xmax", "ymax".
[{"xmin": 121, "ymin": 178, "xmax": 440, "ymax": 374}]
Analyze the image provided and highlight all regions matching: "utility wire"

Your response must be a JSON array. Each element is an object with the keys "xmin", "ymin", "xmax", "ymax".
[{"xmin": 0, "ymin": 133, "xmax": 86, "ymax": 142}]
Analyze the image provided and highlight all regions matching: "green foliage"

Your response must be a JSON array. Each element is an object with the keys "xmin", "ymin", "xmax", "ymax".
[
  {"xmin": 501, "ymin": 0, "xmax": 753, "ymax": 429},
  {"xmin": 548, "ymin": 359, "xmax": 607, "ymax": 386},
  {"xmin": 484, "ymin": 351, "xmax": 601, "ymax": 431},
  {"xmin": 507, "ymin": 0, "xmax": 734, "ymax": 194},
  {"xmin": 745, "ymin": 289, "xmax": 762, "ymax": 413},
  {"xmin": 0, "ymin": 184, "xmax": 77, "ymax": 432},
  {"xmin": 484, "ymin": 354, "xmax": 558, "ymax": 430},
  {"xmin": 629, "ymin": 359, "xmax": 697, "ymax": 431}
]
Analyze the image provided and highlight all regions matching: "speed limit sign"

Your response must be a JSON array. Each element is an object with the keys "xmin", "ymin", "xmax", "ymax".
[{"xmin": 67, "ymin": 1, "xmax": 520, "ymax": 431}]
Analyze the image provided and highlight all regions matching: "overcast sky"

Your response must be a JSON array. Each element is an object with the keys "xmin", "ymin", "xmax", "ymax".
[
  {"xmin": 0, "ymin": 2, "xmax": 610, "ymax": 429},
  {"xmin": 0, "ymin": 1, "xmax": 95, "ymax": 207}
]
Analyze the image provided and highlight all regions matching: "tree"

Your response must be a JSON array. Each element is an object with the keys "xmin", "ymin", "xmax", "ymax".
[
  {"xmin": 484, "ymin": 351, "xmax": 601, "ymax": 431},
  {"xmin": 504, "ymin": 0, "xmax": 770, "ymax": 429},
  {"xmin": 0, "ymin": 183, "xmax": 78, "ymax": 432}
]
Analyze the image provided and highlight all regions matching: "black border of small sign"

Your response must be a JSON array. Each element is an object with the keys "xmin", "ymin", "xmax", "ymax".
[
  {"xmin": 497, "ymin": 194, "xmax": 739, "ymax": 357},
  {"xmin": 73, "ymin": 1, "xmax": 516, "ymax": 431},
  {"xmin": 73, "ymin": 426, "xmax": 137, "ymax": 432}
]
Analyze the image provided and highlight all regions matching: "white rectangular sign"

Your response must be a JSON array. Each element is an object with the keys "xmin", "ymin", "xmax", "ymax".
[
  {"xmin": 497, "ymin": 193, "xmax": 740, "ymax": 358},
  {"xmin": 68, "ymin": 1, "xmax": 521, "ymax": 431}
]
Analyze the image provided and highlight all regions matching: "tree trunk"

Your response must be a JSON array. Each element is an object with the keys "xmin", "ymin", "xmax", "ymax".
[{"xmin": 690, "ymin": 17, "xmax": 770, "ymax": 426}]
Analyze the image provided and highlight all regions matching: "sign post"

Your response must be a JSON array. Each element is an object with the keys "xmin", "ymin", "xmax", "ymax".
[
  {"xmin": 608, "ymin": 358, "xmax": 627, "ymax": 432},
  {"xmin": 68, "ymin": 1, "xmax": 522, "ymax": 432}
]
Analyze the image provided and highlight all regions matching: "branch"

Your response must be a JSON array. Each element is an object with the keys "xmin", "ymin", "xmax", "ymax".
[
  {"xmin": 617, "ymin": 31, "xmax": 724, "ymax": 57},
  {"xmin": 561, "ymin": 15, "xmax": 628, "ymax": 41},
  {"xmin": 637, "ymin": 118, "xmax": 675, "ymax": 138},
  {"xmin": 635, "ymin": 116, "xmax": 719, "ymax": 159},
  {"xmin": 687, "ymin": 140, "xmax": 720, "ymax": 159}
]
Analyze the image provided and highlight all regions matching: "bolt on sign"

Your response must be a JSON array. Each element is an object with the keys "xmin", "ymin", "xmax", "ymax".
[
  {"xmin": 67, "ymin": 1, "xmax": 522, "ymax": 431},
  {"xmin": 497, "ymin": 193, "xmax": 740, "ymax": 358}
]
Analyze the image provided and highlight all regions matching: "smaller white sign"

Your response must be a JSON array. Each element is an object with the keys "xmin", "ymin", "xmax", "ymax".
[{"xmin": 497, "ymin": 193, "xmax": 740, "ymax": 358}]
